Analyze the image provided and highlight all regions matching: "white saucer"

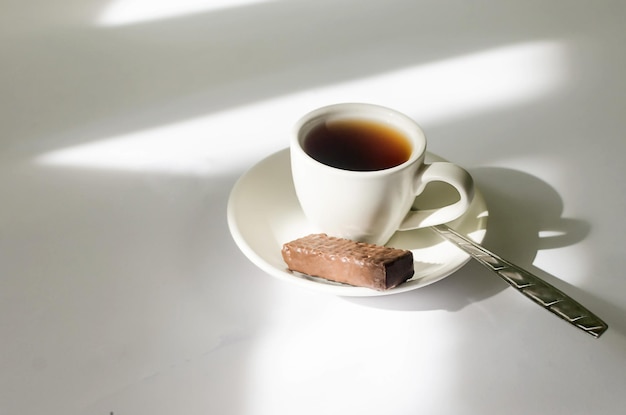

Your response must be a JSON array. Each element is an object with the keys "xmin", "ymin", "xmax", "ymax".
[{"xmin": 227, "ymin": 148, "xmax": 488, "ymax": 297}]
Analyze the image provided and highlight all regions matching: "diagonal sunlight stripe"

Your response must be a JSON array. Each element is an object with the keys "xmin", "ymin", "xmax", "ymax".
[
  {"xmin": 99, "ymin": 0, "xmax": 273, "ymax": 26},
  {"xmin": 36, "ymin": 41, "xmax": 569, "ymax": 175}
]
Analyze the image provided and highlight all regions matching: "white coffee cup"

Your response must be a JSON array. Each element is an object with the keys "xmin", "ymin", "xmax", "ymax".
[{"xmin": 291, "ymin": 103, "xmax": 474, "ymax": 246}]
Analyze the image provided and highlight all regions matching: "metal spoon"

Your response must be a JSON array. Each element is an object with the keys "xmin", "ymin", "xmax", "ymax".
[{"xmin": 432, "ymin": 224, "xmax": 608, "ymax": 338}]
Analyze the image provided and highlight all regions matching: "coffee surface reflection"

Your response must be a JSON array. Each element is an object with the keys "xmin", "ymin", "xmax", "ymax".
[{"xmin": 303, "ymin": 119, "xmax": 412, "ymax": 171}]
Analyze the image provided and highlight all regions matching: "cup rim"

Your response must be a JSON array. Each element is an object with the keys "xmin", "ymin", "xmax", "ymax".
[{"xmin": 292, "ymin": 103, "xmax": 426, "ymax": 176}]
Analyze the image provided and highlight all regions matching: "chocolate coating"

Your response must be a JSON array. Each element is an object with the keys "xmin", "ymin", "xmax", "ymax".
[{"xmin": 281, "ymin": 234, "xmax": 414, "ymax": 291}]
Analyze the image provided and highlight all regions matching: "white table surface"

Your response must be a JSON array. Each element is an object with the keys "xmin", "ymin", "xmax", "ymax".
[{"xmin": 2, "ymin": 1, "xmax": 626, "ymax": 414}]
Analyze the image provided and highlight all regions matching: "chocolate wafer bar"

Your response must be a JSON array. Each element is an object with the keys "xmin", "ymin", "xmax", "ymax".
[{"xmin": 281, "ymin": 233, "xmax": 414, "ymax": 291}]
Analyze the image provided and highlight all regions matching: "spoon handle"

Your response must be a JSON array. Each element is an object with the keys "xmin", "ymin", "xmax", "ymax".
[{"xmin": 432, "ymin": 224, "xmax": 608, "ymax": 338}]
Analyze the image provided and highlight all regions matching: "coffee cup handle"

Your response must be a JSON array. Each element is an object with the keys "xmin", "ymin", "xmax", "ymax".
[{"xmin": 397, "ymin": 162, "xmax": 475, "ymax": 230}]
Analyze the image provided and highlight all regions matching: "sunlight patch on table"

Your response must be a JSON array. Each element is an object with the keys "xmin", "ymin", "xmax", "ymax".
[
  {"xmin": 36, "ymin": 41, "xmax": 569, "ymax": 175},
  {"xmin": 98, "ymin": 0, "xmax": 273, "ymax": 26}
]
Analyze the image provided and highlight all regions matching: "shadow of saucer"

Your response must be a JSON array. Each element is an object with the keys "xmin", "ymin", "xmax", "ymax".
[{"xmin": 346, "ymin": 167, "xmax": 592, "ymax": 313}]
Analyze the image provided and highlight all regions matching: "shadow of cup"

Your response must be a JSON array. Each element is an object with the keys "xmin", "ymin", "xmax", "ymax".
[{"xmin": 346, "ymin": 166, "xmax": 592, "ymax": 314}]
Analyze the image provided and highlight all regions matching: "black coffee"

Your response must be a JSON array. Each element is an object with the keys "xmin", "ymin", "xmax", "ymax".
[{"xmin": 303, "ymin": 118, "xmax": 412, "ymax": 171}]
